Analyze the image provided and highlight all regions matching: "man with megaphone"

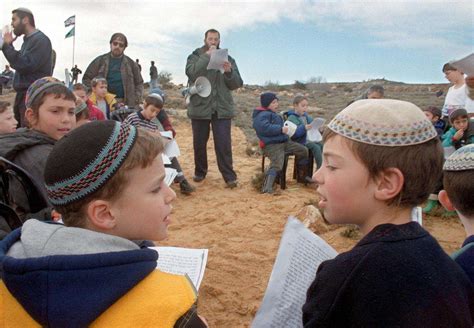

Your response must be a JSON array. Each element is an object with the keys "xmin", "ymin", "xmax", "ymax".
[{"xmin": 185, "ymin": 28, "xmax": 243, "ymax": 188}]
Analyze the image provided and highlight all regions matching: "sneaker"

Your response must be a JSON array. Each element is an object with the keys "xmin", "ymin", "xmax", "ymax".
[
  {"xmin": 226, "ymin": 180, "xmax": 238, "ymax": 189},
  {"xmin": 193, "ymin": 175, "xmax": 205, "ymax": 182},
  {"xmin": 179, "ymin": 179, "xmax": 196, "ymax": 195}
]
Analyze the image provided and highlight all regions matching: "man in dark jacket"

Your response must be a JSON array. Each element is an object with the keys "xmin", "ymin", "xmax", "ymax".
[
  {"xmin": 83, "ymin": 33, "xmax": 143, "ymax": 109},
  {"xmin": 185, "ymin": 29, "xmax": 243, "ymax": 188},
  {"xmin": 1, "ymin": 7, "xmax": 52, "ymax": 127}
]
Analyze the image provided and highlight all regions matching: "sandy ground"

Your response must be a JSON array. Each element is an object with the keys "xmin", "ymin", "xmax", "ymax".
[{"xmin": 162, "ymin": 113, "xmax": 467, "ymax": 327}]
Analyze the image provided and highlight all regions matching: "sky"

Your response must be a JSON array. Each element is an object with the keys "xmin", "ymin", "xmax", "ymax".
[{"xmin": 1, "ymin": 0, "xmax": 473, "ymax": 85}]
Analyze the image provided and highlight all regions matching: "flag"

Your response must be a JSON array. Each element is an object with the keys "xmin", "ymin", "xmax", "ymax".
[
  {"xmin": 64, "ymin": 15, "xmax": 75, "ymax": 27},
  {"xmin": 65, "ymin": 27, "xmax": 75, "ymax": 39}
]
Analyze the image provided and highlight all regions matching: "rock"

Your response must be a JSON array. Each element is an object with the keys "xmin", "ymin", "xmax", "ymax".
[{"xmin": 296, "ymin": 205, "xmax": 329, "ymax": 234}]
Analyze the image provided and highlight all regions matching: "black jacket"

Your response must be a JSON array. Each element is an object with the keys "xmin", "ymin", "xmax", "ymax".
[{"xmin": 303, "ymin": 222, "xmax": 474, "ymax": 327}]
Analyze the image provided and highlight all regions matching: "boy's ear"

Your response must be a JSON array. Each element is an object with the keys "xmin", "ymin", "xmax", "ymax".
[
  {"xmin": 373, "ymin": 167, "xmax": 404, "ymax": 201},
  {"xmin": 438, "ymin": 190, "xmax": 456, "ymax": 211},
  {"xmin": 25, "ymin": 108, "xmax": 36, "ymax": 125},
  {"xmin": 86, "ymin": 199, "xmax": 117, "ymax": 230}
]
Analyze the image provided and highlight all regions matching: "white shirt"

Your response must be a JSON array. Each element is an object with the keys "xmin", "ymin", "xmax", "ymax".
[{"xmin": 442, "ymin": 84, "xmax": 468, "ymax": 117}]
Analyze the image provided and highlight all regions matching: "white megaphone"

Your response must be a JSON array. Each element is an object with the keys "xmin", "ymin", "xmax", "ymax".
[{"xmin": 182, "ymin": 76, "xmax": 211, "ymax": 105}]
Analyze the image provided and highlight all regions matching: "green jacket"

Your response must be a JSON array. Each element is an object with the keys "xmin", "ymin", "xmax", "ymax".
[{"xmin": 185, "ymin": 46, "xmax": 243, "ymax": 119}]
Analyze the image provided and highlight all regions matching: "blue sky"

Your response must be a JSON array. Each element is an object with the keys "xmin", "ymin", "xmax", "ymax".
[{"xmin": 1, "ymin": 0, "xmax": 473, "ymax": 85}]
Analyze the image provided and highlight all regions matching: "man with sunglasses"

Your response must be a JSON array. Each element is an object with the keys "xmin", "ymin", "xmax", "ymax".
[{"xmin": 83, "ymin": 33, "xmax": 143, "ymax": 109}]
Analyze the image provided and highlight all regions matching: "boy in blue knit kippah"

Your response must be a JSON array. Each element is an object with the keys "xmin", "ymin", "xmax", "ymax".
[
  {"xmin": 0, "ymin": 121, "xmax": 207, "ymax": 327},
  {"xmin": 439, "ymin": 144, "xmax": 474, "ymax": 284},
  {"xmin": 302, "ymin": 99, "xmax": 473, "ymax": 327}
]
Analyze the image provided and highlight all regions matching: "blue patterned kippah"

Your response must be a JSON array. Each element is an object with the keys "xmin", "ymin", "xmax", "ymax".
[
  {"xmin": 444, "ymin": 144, "xmax": 474, "ymax": 171},
  {"xmin": 45, "ymin": 121, "xmax": 137, "ymax": 206},
  {"xmin": 25, "ymin": 77, "xmax": 65, "ymax": 108},
  {"xmin": 328, "ymin": 99, "xmax": 438, "ymax": 146}
]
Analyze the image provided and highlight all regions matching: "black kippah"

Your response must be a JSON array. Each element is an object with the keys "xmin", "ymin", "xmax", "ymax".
[{"xmin": 45, "ymin": 121, "xmax": 137, "ymax": 206}]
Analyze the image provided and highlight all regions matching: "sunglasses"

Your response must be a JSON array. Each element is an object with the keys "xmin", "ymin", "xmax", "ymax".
[{"xmin": 112, "ymin": 41, "xmax": 125, "ymax": 48}]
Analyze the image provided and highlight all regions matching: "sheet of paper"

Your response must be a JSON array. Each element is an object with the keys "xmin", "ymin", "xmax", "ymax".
[
  {"xmin": 252, "ymin": 217, "xmax": 338, "ymax": 328},
  {"xmin": 207, "ymin": 48, "xmax": 228, "ymax": 73},
  {"xmin": 164, "ymin": 167, "xmax": 177, "ymax": 186},
  {"xmin": 450, "ymin": 53, "xmax": 474, "ymax": 75},
  {"xmin": 162, "ymin": 153, "xmax": 171, "ymax": 165},
  {"xmin": 307, "ymin": 118, "xmax": 325, "ymax": 143},
  {"xmin": 284, "ymin": 120, "xmax": 297, "ymax": 138},
  {"xmin": 151, "ymin": 246, "xmax": 208, "ymax": 290},
  {"xmin": 160, "ymin": 131, "xmax": 173, "ymax": 139},
  {"xmin": 411, "ymin": 207, "xmax": 422, "ymax": 226},
  {"xmin": 164, "ymin": 139, "xmax": 181, "ymax": 158}
]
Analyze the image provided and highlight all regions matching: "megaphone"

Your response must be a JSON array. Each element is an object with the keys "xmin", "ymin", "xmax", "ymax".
[{"xmin": 182, "ymin": 76, "xmax": 211, "ymax": 105}]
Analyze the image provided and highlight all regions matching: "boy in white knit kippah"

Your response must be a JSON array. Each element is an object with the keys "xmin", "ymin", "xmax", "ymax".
[
  {"xmin": 302, "ymin": 99, "xmax": 473, "ymax": 327},
  {"xmin": 439, "ymin": 144, "xmax": 474, "ymax": 284}
]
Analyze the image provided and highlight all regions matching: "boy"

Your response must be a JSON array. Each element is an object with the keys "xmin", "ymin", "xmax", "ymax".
[
  {"xmin": 89, "ymin": 77, "xmax": 117, "ymax": 119},
  {"xmin": 0, "ymin": 100, "xmax": 17, "ymax": 134},
  {"xmin": 439, "ymin": 144, "xmax": 474, "ymax": 283},
  {"xmin": 302, "ymin": 99, "xmax": 473, "ymax": 326},
  {"xmin": 423, "ymin": 105, "xmax": 444, "ymax": 137},
  {"xmin": 72, "ymin": 83, "xmax": 105, "ymax": 121},
  {"xmin": 442, "ymin": 63, "xmax": 472, "ymax": 118},
  {"xmin": 124, "ymin": 93, "xmax": 195, "ymax": 195},
  {"xmin": 0, "ymin": 121, "xmax": 207, "ymax": 327},
  {"xmin": 442, "ymin": 108, "xmax": 474, "ymax": 149},
  {"xmin": 253, "ymin": 92, "xmax": 308, "ymax": 193}
]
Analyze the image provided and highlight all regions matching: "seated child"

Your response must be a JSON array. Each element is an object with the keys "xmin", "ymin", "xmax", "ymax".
[
  {"xmin": 423, "ymin": 105, "xmax": 445, "ymax": 137},
  {"xmin": 89, "ymin": 77, "xmax": 117, "ymax": 119},
  {"xmin": 0, "ymin": 100, "xmax": 17, "ymax": 134},
  {"xmin": 286, "ymin": 94, "xmax": 323, "ymax": 169},
  {"xmin": 253, "ymin": 92, "xmax": 308, "ymax": 194},
  {"xmin": 0, "ymin": 121, "xmax": 207, "ymax": 327},
  {"xmin": 0, "ymin": 77, "xmax": 76, "ymax": 222},
  {"xmin": 124, "ymin": 93, "xmax": 195, "ymax": 195},
  {"xmin": 442, "ymin": 108, "xmax": 474, "ymax": 149},
  {"xmin": 439, "ymin": 144, "xmax": 474, "ymax": 284},
  {"xmin": 302, "ymin": 99, "xmax": 473, "ymax": 326},
  {"xmin": 72, "ymin": 83, "xmax": 105, "ymax": 121}
]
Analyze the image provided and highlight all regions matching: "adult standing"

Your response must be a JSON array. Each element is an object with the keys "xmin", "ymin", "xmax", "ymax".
[
  {"xmin": 1, "ymin": 7, "xmax": 52, "ymax": 127},
  {"xmin": 82, "ymin": 33, "xmax": 143, "ymax": 109},
  {"xmin": 70, "ymin": 64, "xmax": 82, "ymax": 84},
  {"xmin": 150, "ymin": 61, "xmax": 158, "ymax": 89},
  {"xmin": 185, "ymin": 29, "xmax": 243, "ymax": 188}
]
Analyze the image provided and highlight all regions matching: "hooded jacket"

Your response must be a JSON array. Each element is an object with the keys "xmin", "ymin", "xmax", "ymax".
[
  {"xmin": 252, "ymin": 107, "xmax": 288, "ymax": 146},
  {"xmin": 0, "ymin": 220, "xmax": 197, "ymax": 327},
  {"xmin": 185, "ymin": 47, "xmax": 243, "ymax": 120}
]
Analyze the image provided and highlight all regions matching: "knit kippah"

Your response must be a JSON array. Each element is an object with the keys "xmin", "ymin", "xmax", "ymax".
[
  {"xmin": 45, "ymin": 121, "xmax": 137, "ymax": 206},
  {"xmin": 443, "ymin": 144, "xmax": 474, "ymax": 171},
  {"xmin": 448, "ymin": 108, "xmax": 468, "ymax": 123},
  {"xmin": 74, "ymin": 101, "xmax": 88, "ymax": 115},
  {"xmin": 25, "ymin": 77, "xmax": 65, "ymax": 108},
  {"xmin": 327, "ymin": 99, "xmax": 437, "ymax": 146}
]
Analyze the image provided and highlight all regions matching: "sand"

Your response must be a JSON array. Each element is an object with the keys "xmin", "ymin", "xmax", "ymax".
[{"xmin": 162, "ymin": 114, "xmax": 466, "ymax": 327}]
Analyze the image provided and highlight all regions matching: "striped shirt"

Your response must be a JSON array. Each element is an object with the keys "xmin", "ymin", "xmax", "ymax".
[{"xmin": 123, "ymin": 111, "xmax": 161, "ymax": 132}]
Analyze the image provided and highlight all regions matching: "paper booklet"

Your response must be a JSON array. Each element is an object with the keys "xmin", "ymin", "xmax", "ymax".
[
  {"xmin": 160, "ymin": 131, "xmax": 181, "ymax": 158},
  {"xmin": 150, "ymin": 246, "xmax": 208, "ymax": 290},
  {"xmin": 252, "ymin": 217, "xmax": 338, "ymax": 328},
  {"xmin": 207, "ymin": 48, "xmax": 228, "ymax": 73},
  {"xmin": 306, "ymin": 118, "xmax": 326, "ymax": 143},
  {"xmin": 450, "ymin": 53, "xmax": 474, "ymax": 76}
]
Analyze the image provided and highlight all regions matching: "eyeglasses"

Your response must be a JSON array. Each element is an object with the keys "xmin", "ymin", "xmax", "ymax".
[{"xmin": 112, "ymin": 41, "xmax": 125, "ymax": 48}]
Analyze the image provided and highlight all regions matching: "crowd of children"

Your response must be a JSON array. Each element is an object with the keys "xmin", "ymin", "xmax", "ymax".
[{"xmin": 0, "ymin": 46, "xmax": 473, "ymax": 325}]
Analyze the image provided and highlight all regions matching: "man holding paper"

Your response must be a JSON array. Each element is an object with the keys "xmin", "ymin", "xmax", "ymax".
[{"xmin": 185, "ymin": 29, "xmax": 243, "ymax": 188}]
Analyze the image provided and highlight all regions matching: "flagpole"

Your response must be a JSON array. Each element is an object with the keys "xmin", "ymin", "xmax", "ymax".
[{"xmin": 72, "ymin": 26, "xmax": 75, "ymax": 68}]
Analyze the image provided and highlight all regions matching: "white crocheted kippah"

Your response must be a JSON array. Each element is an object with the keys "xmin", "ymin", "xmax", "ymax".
[
  {"xmin": 444, "ymin": 144, "xmax": 474, "ymax": 171},
  {"xmin": 328, "ymin": 99, "xmax": 437, "ymax": 146}
]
